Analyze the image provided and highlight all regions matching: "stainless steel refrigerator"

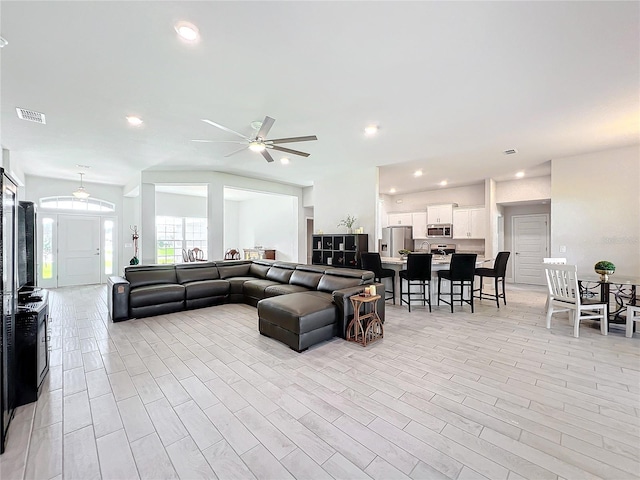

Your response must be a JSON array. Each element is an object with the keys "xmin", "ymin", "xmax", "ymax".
[{"xmin": 379, "ymin": 226, "xmax": 413, "ymax": 257}]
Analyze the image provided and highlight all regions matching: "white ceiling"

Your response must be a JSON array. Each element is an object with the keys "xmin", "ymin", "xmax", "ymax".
[{"xmin": 2, "ymin": 2, "xmax": 638, "ymax": 193}]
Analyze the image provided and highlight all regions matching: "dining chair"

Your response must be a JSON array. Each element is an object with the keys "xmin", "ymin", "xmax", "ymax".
[
  {"xmin": 437, "ymin": 253, "xmax": 477, "ymax": 313},
  {"xmin": 542, "ymin": 258, "xmax": 567, "ymax": 309},
  {"xmin": 626, "ymin": 305, "xmax": 640, "ymax": 338},
  {"xmin": 187, "ymin": 249, "xmax": 195, "ymax": 262},
  {"xmin": 544, "ymin": 264, "xmax": 607, "ymax": 338},
  {"xmin": 182, "ymin": 248, "xmax": 189, "ymax": 263},
  {"xmin": 475, "ymin": 251, "xmax": 510, "ymax": 308},
  {"xmin": 224, "ymin": 248, "xmax": 240, "ymax": 260},
  {"xmin": 361, "ymin": 252, "xmax": 396, "ymax": 304},
  {"xmin": 399, "ymin": 253, "xmax": 432, "ymax": 312},
  {"xmin": 192, "ymin": 247, "xmax": 205, "ymax": 261}
]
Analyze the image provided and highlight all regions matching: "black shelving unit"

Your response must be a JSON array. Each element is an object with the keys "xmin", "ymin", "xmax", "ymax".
[{"xmin": 311, "ymin": 234, "xmax": 368, "ymax": 268}]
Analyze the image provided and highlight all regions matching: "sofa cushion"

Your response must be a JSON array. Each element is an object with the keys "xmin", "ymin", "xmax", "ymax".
[
  {"xmin": 317, "ymin": 272, "xmax": 365, "ymax": 293},
  {"xmin": 249, "ymin": 262, "xmax": 272, "ymax": 279},
  {"xmin": 176, "ymin": 263, "xmax": 220, "ymax": 284},
  {"xmin": 258, "ymin": 293, "xmax": 337, "ymax": 334},
  {"xmin": 217, "ymin": 262, "xmax": 252, "ymax": 279},
  {"xmin": 264, "ymin": 284, "xmax": 310, "ymax": 297},
  {"xmin": 125, "ymin": 266, "xmax": 177, "ymax": 288},
  {"xmin": 289, "ymin": 270, "xmax": 323, "ymax": 289},
  {"xmin": 266, "ymin": 266, "xmax": 295, "ymax": 284},
  {"xmin": 243, "ymin": 279, "xmax": 281, "ymax": 299},
  {"xmin": 130, "ymin": 284, "xmax": 185, "ymax": 308},
  {"xmin": 227, "ymin": 277, "xmax": 257, "ymax": 295},
  {"xmin": 184, "ymin": 279, "xmax": 230, "ymax": 300}
]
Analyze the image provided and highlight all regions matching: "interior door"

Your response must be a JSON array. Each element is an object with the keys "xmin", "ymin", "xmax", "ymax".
[
  {"xmin": 58, "ymin": 215, "xmax": 101, "ymax": 286},
  {"xmin": 513, "ymin": 214, "xmax": 549, "ymax": 285}
]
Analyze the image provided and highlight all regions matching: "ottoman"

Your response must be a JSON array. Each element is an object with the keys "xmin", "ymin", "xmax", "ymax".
[{"xmin": 257, "ymin": 292, "xmax": 338, "ymax": 352}]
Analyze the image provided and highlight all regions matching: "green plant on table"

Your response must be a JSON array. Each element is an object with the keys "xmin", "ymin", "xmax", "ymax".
[
  {"xmin": 398, "ymin": 249, "xmax": 411, "ymax": 256},
  {"xmin": 594, "ymin": 260, "xmax": 615, "ymax": 272}
]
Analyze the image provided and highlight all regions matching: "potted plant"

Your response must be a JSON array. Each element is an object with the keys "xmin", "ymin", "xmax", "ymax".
[
  {"xmin": 594, "ymin": 260, "xmax": 615, "ymax": 282},
  {"xmin": 337, "ymin": 215, "xmax": 357, "ymax": 234},
  {"xmin": 398, "ymin": 249, "xmax": 411, "ymax": 258}
]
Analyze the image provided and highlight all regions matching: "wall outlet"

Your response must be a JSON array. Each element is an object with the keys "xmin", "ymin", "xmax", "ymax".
[{"xmin": 559, "ymin": 245, "xmax": 566, "ymax": 253}]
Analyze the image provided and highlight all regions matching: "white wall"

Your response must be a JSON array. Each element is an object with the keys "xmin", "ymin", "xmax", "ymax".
[
  {"xmin": 496, "ymin": 176, "xmax": 551, "ymax": 204},
  {"xmin": 551, "ymin": 144, "xmax": 639, "ymax": 277},
  {"xmin": 224, "ymin": 200, "xmax": 240, "ymax": 251},
  {"xmin": 383, "ymin": 183, "xmax": 485, "ymax": 213},
  {"xmin": 155, "ymin": 192, "xmax": 207, "ymax": 218},
  {"xmin": 313, "ymin": 168, "xmax": 379, "ymax": 251},
  {"xmin": 237, "ymin": 195, "xmax": 298, "ymax": 261}
]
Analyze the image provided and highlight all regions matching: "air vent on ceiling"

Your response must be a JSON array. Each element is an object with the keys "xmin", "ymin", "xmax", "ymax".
[
  {"xmin": 503, "ymin": 148, "xmax": 518, "ymax": 155},
  {"xmin": 16, "ymin": 107, "xmax": 46, "ymax": 124}
]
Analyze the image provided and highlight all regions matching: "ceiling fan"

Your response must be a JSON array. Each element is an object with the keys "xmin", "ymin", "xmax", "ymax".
[{"xmin": 193, "ymin": 115, "xmax": 317, "ymax": 163}]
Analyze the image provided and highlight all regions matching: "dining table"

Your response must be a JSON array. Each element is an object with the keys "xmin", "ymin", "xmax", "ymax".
[{"xmin": 578, "ymin": 274, "xmax": 640, "ymax": 326}]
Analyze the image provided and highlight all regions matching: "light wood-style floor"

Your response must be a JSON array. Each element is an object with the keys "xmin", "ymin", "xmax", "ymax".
[{"xmin": 1, "ymin": 284, "xmax": 638, "ymax": 480}]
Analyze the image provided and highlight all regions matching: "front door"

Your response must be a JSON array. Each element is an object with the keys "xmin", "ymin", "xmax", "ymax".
[
  {"xmin": 58, "ymin": 215, "xmax": 101, "ymax": 286},
  {"xmin": 513, "ymin": 214, "xmax": 549, "ymax": 285}
]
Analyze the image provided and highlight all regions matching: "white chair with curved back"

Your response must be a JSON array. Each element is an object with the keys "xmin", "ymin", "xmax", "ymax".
[{"xmin": 544, "ymin": 263, "xmax": 607, "ymax": 338}]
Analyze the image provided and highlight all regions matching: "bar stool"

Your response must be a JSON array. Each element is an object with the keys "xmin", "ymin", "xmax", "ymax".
[
  {"xmin": 626, "ymin": 305, "xmax": 640, "ymax": 338},
  {"xmin": 399, "ymin": 253, "xmax": 432, "ymax": 312},
  {"xmin": 437, "ymin": 253, "xmax": 477, "ymax": 313},
  {"xmin": 475, "ymin": 251, "xmax": 510, "ymax": 308},
  {"xmin": 360, "ymin": 252, "xmax": 396, "ymax": 304}
]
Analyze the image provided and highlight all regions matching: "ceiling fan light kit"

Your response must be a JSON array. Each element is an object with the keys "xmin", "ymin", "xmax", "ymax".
[{"xmin": 197, "ymin": 115, "xmax": 317, "ymax": 163}]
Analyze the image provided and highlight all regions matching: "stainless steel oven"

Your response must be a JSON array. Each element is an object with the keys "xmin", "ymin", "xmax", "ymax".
[{"xmin": 426, "ymin": 224, "xmax": 452, "ymax": 238}]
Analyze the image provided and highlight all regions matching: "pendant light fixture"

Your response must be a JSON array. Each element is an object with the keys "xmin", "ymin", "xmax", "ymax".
[{"xmin": 73, "ymin": 172, "xmax": 90, "ymax": 199}]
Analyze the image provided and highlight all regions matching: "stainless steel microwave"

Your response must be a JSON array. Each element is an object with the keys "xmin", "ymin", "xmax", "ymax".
[{"xmin": 427, "ymin": 224, "xmax": 452, "ymax": 238}]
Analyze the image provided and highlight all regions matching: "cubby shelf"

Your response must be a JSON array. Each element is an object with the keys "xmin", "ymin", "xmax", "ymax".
[{"xmin": 311, "ymin": 234, "xmax": 368, "ymax": 268}]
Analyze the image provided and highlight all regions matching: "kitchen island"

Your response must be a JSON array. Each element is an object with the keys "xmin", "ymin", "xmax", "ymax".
[{"xmin": 382, "ymin": 255, "xmax": 489, "ymax": 306}]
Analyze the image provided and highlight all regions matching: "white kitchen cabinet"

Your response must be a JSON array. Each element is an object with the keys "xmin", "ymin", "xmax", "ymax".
[
  {"xmin": 453, "ymin": 207, "xmax": 486, "ymax": 239},
  {"xmin": 411, "ymin": 212, "xmax": 428, "ymax": 238},
  {"xmin": 387, "ymin": 213, "xmax": 413, "ymax": 226},
  {"xmin": 427, "ymin": 204, "xmax": 455, "ymax": 224}
]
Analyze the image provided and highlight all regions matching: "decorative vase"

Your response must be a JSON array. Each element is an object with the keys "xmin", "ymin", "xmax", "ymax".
[
  {"xmin": 347, "ymin": 227, "xmax": 353, "ymax": 234},
  {"xmin": 595, "ymin": 269, "xmax": 614, "ymax": 282}
]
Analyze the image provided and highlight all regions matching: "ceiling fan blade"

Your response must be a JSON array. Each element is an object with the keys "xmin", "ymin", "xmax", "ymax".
[
  {"xmin": 256, "ymin": 116, "xmax": 275, "ymax": 139},
  {"xmin": 191, "ymin": 139, "xmax": 246, "ymax": 143},
  {"xmin": 201, "ymin": 119, "xmax": 250, "ymax": 140},
  {"xmin": 268, "ymin": 145, "xmax": 311, "ymax": 157},
  {"xmin": 261, "ymin": 150, "xmax": 275, "ymax": 163},
  {"xmin": 224, "ymin": 146, "xmax": 249, "ymax": 157},
  {"xmin": 266, "ymin": 135, "xmax": 318, "ymax": 145}
]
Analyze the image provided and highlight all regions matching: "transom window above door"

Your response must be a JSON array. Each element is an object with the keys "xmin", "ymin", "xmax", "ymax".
[{"xmin": 40, "ymin": 196, "xmax": 115, "ymax": 212}]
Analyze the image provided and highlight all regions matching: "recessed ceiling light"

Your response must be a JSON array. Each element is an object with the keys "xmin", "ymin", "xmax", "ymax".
[
  {"xmin": 389, "ymin": 187, "xmax": 396, "ymax": 193},
  {"xmin": 364, "ymin": 125, "xmax": 379, "ymax": 135},
  {"xmin": 413, "ymin": 170, "xmax": 423, "ymax": 177},
  {"xmin": 439, "ymin": 180, "xmax": 447, "ymax": 186},
  {"xmin": 280, "ymin": 157, "xmax": 290, "ymax": 165},
  {"xmin": 126, "ymin": 116, "xmax": 143, "ymax": 126},
  {"xmin": 175, "ymin": 21, "xmax": 200, "ymax": 42},
  {"xmin": 515, "ymin": 171, "xmax": 525, "ymax": 178}
]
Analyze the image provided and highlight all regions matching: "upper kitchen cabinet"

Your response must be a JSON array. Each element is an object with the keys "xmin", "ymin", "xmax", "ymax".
[
  {"xmin": 411, "ymin": 212, "xmax": 428, "ymax": 238},
  {"xmin": 427, "ymin": 204, "xmax": 456, "ymax": 224},
  {"xmin": 387, "ymin": 212, "xmax": 413, "ymax": 226},
  {"xmin": 453, "ymin": 207, "xmax": 486, "ymax": 239}
]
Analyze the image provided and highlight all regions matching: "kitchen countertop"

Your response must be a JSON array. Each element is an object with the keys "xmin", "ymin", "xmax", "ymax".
[{"xmin": 382, "ymin": 255, "xmax": 488, "ymax": 266}]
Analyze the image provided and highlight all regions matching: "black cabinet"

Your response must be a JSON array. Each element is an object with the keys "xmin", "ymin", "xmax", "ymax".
[
  {"xmin": 311, "ymin": 234, "xmax": 368, "ymax": 268},
  {"xmin": 15, "ymin": 290, "xmax": 49, "ymax": 407}
]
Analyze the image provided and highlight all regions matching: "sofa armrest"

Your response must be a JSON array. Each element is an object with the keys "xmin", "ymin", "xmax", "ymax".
[
  {"xmin": 332, "ymin": 282, "xmax": 385, "ymax": 339},
  {"xmin": 107, "ymin": 275, "xmax": 130, "ymax": 322}
]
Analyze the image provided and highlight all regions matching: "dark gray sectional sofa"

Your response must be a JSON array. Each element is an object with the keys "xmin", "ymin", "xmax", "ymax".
[{"xmin": 107, "ymin": 259, "xmax": 384, "ymax": 352}]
